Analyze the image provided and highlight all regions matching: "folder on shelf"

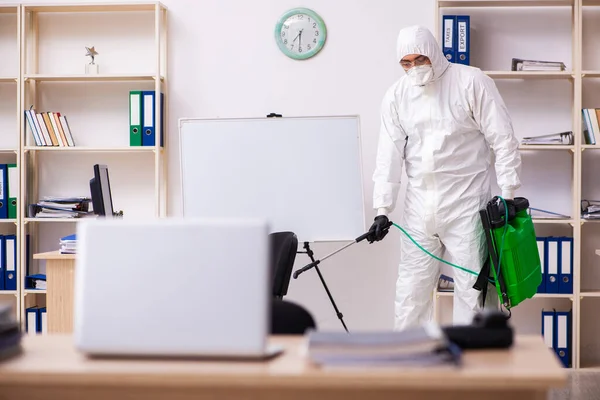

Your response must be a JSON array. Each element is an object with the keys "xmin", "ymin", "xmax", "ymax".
[
  {"xmin": 555, "ymin": 310, "xmax": 571, "ymax": 368},
  {"xmin": 0, "ymin": 235, "xmax": 4, "ymax": 291},
  {"xmin": 129, "ymin": 90, "xmax": 143, "ymax": 146},
  {"xmin": 4, "ymin": 235, "xmax": 16, "ymax": 291},
  {"xmin": 536, "ymin": 237, "xmax": 546, "ymax": 293},
  {"xmin": 7, "ymin": 164, "xmax": 16, "ymax": 220},
  {"xmin": 541, "ymin": 309, "xmax": 554, "ymax": 351},
  {"xmin": 40, "ymin": 307, "xmax": 47, "ymax": 335},
  {"xmin": 546, "ymin": 237, "xmax": 559, "ymax": 293},
  {"xmin": 142, "ymin": 90, "xmax": 164, "ymax": 147},
  {"xmin": 26, "ymin": 307, "xmax": 39, "ymax": 335},
  {"xmin": 558, "ymin": 237, "xmax": 573, "ymax": 294},
  {"xmin": 456, "ymin": 15, "xmax": 470, "ymax": 65},
  {"xmin": 442, "ymin": 15, "xmax": 456, "ymax": 63},
  {"xmin": 0, "ymin": 164, "xmax": 8, "ymax": 220}
]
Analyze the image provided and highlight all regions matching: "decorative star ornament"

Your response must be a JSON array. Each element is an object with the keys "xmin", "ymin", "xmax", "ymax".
[{"xmin": 85, "ymin": 46, "xmax": 98, "ymax": 64}]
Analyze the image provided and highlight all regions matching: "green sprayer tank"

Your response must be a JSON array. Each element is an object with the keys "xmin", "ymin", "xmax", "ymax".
[{"xmin": 479, "ymin": 197, "xmax": 542, "ymax": 309}]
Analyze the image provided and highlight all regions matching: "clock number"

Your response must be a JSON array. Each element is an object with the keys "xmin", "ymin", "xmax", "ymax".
[
  {"xmin": 307, "ymin": 44, "xmax": 311, "ymax": 50},
  {"xmin": 281, "ymin": 31, "xmax": 285, "ymax": 37},
  {"xmin": 284, "ymin": 39, "xmax": 288, "ymax": 45},
  {"xmin": 299, "ymin": 46, "xmax": 303, "ymax": 53},
  {"xmin": 313, "ymin": 23, "xmax": 317, "ymax": 28},
  {"xmin": 298, "ymin": 14, "xmax": 303, "ymax": 19},
  {"xmin": 313, "ymin": 38, "xmax": 317, "ymax": 44},
  {"xmin": 315, "ymin": 30, "xmax": 319, "ymax": 36},
  {"xmin": 284, "ymin": 24, "xmax": 289, "ymax": 29}
]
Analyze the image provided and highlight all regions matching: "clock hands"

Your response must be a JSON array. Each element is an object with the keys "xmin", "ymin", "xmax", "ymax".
[{"xmin": 290, "ymin": 28, "xmax": 304, "ymax": 51}]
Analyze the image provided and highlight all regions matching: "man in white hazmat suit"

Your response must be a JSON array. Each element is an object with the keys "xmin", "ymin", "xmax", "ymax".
[{"xmin": 368, "ymin": 25, "xmax": 522, "ymax": 330}]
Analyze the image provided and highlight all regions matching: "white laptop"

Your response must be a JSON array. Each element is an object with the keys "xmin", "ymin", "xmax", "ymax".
[{"xmin": 73, "ymin": 217, "xmax": 282, "ymax": 359}]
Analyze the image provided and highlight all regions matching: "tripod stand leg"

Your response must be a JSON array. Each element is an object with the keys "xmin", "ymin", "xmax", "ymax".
[{"xmin": 303, "ymin": 242, "xmax": 349, "ymax": 332}]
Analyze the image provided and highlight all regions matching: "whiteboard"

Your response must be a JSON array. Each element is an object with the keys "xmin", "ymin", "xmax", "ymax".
[{"xmin": 179, "ymin": 115, "xmax": 366, "ymax": 242}]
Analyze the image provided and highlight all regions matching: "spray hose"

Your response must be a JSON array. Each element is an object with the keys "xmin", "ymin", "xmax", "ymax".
[{"xmin": 390, "ymin": 196, "xmax": 509, "ymax": 283}]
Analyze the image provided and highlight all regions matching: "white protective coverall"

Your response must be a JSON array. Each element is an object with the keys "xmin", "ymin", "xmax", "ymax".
[{"xmin": 373, "ymin": 25, "xmax": 522, "ymax": 329}]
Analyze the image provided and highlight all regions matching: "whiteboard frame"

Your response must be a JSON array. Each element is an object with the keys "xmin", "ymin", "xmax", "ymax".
[{"xmin": 178, "ymin": 115, "xmax": 367, "ymax": 243}]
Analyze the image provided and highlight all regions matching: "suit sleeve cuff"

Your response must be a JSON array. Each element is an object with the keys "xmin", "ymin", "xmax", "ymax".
[
  {"xmin": 376, "ymin": 208, "xmax": 389, "ymax": 217},
  {"xmin": 502, "ymin": 189, "xmax": 515, "ymax": 200}
]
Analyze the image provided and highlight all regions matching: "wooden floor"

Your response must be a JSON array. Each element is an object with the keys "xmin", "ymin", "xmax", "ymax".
[{"xmin": 548, "ymin": 371, "xmax": 600, "ymax": 400}]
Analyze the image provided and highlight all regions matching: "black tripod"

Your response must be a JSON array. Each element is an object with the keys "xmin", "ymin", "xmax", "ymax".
[
  {"xmin": 297, "ymin": 242, "xmax": 349, "ymax": 332},
  {"xmin": 293, "ymin": 221, "xmax": 393, "ymax": 333}
]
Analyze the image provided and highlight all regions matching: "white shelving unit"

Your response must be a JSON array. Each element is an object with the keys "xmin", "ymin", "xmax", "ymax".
[
  {"xmin": 0, "ymin": 2, "xmax": 169, "ymax": 331},
  {"xmin": 432, "ymin": 0, "xmax": 600, "ymax": 369},
  {"xmin": 0, "ymin": 4, "xmax": 21, "ymax": 323}
]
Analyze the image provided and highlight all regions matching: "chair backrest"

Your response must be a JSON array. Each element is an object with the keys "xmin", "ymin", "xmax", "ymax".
[
  {"xmin": 269, "ymin": 231, "xmax": 298, "ymax": 299},
  {"xmin": 270, "ymin": 298, "xmax": 316, "ymax": 335}
]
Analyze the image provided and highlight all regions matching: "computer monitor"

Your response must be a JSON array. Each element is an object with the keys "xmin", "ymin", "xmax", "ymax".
[{"xmin": 89, "ymin": 164, "xmax": 114, "ymax": 217}]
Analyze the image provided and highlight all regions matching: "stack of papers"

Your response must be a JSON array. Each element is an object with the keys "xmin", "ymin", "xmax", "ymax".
[
  {"xmin": 521, "ymin": 131, "xmax": 573, "ymax": 145},
  {"xmin": 30, "ymin": 196, "xmax": 92, "ymax": 219},
  {"xmin": 306, "ymin": 322, "xmax": 460, "ymax": 368},
  {"xmin": 60, "ymin": 234, "xmax": 77, "ymax": 254},
  {"xmin": 511, "ymin": 58, "xmax": 566, "ymax": 71}
]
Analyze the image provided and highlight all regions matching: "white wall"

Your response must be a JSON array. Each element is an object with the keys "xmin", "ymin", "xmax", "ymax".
[{"xmin": 16, "ymin": 0, "xmax": 582, "ymax": 335}]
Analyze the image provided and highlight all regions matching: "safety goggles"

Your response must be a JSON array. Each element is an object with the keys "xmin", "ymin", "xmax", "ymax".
[{"xmin": 400, "ymin": 55, "xmax": 430, "ymax": 69}]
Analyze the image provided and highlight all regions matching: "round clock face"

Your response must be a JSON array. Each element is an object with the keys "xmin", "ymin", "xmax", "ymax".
[{"xmin": 275, "ymin": 8, "xmax": 327, "ymax": 60}]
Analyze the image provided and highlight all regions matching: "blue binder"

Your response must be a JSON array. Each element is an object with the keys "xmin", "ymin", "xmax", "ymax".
[
  {"xmin": 536, "ymin": 237, "xmax": 546, "ymax": 293},
  {"xmin": 142, "ymin": 91, "xmax": 165, "ymax": 147},
  {"xmin": 26, "ymin": 306, "xmax": 39, "ymax": 334},
  {"xmin": 0, "ymin": 164, "xmax": 7, "ymax": 219},
  {"xmin": 456, "ymin": 15, "xmax": 470, "ymax": 65},
  {"xmin": 0, "ymin": 235, "xmax": 4, "ymax": 291},
  {"xmin": 558, "ymin": 237, "xmax": 573, "ymax": 294},
  {"xmin": 541, "ymin": 309, "xmax": 555, "ymax": 350},
  {"xmin": 545, "ymin": 237, "xmax": 560, "ymax": 293},
  {"xmin": 555, "ymin": 310, "xmax": 571, "ymax": 368},
  {"xmin": 4, "ymin": 234, "xmax": 16, "ymax": 291},
  {"xmin": 442, "ymin": 15, "xmax": 456, "ymax": 63}
]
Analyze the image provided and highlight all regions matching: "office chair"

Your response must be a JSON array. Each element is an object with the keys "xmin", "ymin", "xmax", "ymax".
[
  {"xmin": 269, "ymin": 231, "xmax": 298, "ymax": 299},
  {"xmin": 270, "ymin": 298, "xmax": 316, "ymax": 335}
]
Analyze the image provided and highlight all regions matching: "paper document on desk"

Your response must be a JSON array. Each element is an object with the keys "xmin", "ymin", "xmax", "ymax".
[{"xmin": 306, "ymin": 322, "xmax": 460, "ymax": 367}]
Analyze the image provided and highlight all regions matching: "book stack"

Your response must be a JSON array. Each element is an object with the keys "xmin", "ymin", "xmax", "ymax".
[
  {"xmin": 24, "ymin": 106, "xmax": 76, "ymax": 147},
  {"xmin": 306, "ymin": 322, "xmax": 460, "ymax": 368},
  {"xmin": 59, "ymin": 234, "xmax": 77, "ymax": 254}
]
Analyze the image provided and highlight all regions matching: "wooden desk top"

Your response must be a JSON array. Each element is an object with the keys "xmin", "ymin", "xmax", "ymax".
[
  {"xmin": 0, "ymin": 334, "xmax": 567, "ymax": 391},
  {"xmin": 33, "ymin": 250, "xmax": 76, "ymax": 260}
]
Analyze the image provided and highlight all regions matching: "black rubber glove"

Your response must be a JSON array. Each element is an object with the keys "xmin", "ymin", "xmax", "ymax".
[{"xmin": 367, "ymin": 215, "xmax": 390, "ymax": 243}]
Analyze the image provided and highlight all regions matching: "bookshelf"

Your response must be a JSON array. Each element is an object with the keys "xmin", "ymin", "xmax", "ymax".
[
  {"xmin": 1, "ymin": 2, "xmax": 170, "ymax": 334},
  {"xmin": 432, "ymin": 0, "xmax": 600, "ymax": 369}
]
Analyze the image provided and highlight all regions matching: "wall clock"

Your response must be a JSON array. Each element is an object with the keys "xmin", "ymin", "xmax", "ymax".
[{"xmin": 274, "ymin": 7, "xmax": 327, "ymax": 60}]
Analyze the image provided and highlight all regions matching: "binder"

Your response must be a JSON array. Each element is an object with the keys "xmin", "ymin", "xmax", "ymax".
[
  {"xmin": 0, "ymin": 164, "xmax": 7, "ymax": 220},
  {"xmin": 141, "ymin": 90, "xmax": 164, "ymax": 147},
  {"xmin": 0, "ymin": 235, "xmax": 4, "ymax": 291},
  {"xmin": 442, "ymin": 15, "xmax": 456, "ymax": 62},
  {"xmin": 39, "ymin": 307, "xmax": 47, "ymax": 335},
  {"xmin": 555, "ymin": 310, "xmax": 571, "ymax": 368},
  {"xmin": 7, "ymin": 164, "xmax": 16, "ymax": 220},
  {"xmin": 129, "ymin": 90, "xmax": 143, "ymax": 146},
  {"xmin": 541, "ymin": 309, "xmax": 554, "ymax": 350},
  {"xmin": 456, "ymin": 15, "xmax": 470, "ymax": 65},
  {"xmin": 26, "ymin": 307, "xmax": 39, "ymax": 335},
  {"xmin": 558, "ymin": 237, "xmax": 573, "ymax": 294},
  {"xmin": 546, "ymin": 237, "xmax": 559, "ymax": 293},
  {"xmin": 4, "ymin": 235, "xmax": 16, "ymax": 291},
  {"xmin": 536, "ymin": 237, "xmax": 546, "ymax": 293}
]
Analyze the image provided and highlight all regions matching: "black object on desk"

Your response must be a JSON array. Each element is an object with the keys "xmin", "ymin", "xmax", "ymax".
[
  {"xmin": 0, "ymin": 302, "xmax": 22, "ymax": 361},
  {"xmin": 442, "ymin": 310, "xmax": 514, "ymax": 350}
]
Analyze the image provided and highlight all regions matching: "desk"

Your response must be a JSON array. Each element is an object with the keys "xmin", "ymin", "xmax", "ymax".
[
  {"xmin": 32, "ymin": 251, "xmax": 76, "ymax": 334},
  {"xmin": 0, "ymin": 334, "xmax": 567, "ymax": 400}
]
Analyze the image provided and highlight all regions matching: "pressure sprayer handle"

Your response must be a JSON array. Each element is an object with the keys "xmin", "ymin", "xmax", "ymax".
[{"xmin": 292, "ymin": 220, "xmax": 394, "ymax": 279}]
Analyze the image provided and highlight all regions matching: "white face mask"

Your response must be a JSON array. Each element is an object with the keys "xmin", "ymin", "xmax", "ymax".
[{"xmin": 406, "ymin": 65, "xmax": 434, "ymax": 86}]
